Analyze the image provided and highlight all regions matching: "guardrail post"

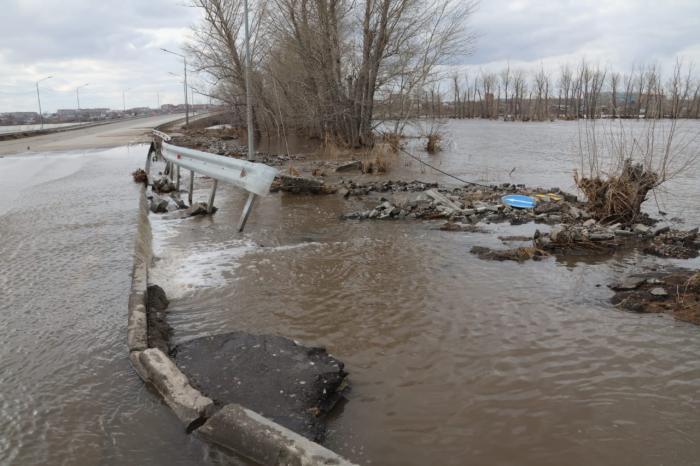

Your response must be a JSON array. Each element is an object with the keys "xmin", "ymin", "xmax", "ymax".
[
  {"xmin": 176, "ymin": 165, "xmax": 181, "ymax": 191},
  {"xmin": 237, "ymin": 193, "xmax": 256, "ymax": 232},
  {"xmin": 207, "ymin": 180, "xmax": 218, "ymax": 214},
  {"xmin": 188, "ymin": 170, "xmax": 194, "ymax": 206},
  {"xmin": 145, "ymin": 142, "xmax": 154, "ymax": 174}
]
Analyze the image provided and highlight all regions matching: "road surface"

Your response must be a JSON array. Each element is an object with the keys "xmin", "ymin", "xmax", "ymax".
[{"xmin": 0, "ymin": 114, "xmax": 186, "ymax": 156}]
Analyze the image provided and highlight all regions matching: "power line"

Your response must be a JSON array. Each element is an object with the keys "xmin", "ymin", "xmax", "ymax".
[{"xmin": 396, "ymin": 145, "xmax": 492, "ymax": 188}]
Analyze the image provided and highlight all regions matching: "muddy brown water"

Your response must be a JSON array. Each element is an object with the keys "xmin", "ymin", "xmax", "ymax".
[{"xmin": 2, "ymin": 120, "xmax": 700, "ymax": 465}]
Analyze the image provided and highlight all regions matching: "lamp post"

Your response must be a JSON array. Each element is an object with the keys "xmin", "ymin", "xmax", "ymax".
[
  {"xmin": 76, "ymin": 83, "xmax": 89, "ymax": 122},
  {"xmin": 122, "ymin": 88, "xmax": 130, "ymax": 113},
  {"xmin": 161, "ymin": 48, "xmax": 189, "ymax": 125},
  {"xmin": 36, "ymin": 76, "xmax": 52, "ymax": 129},
  {"xmin": 243, "ymin": 0, "xmax": 254, "ymax": 161}
]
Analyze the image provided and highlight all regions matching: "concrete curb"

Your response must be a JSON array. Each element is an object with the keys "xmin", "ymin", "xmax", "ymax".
[
  {"xmin": 127, "ymin": 171, "xmax": 357, "ymax": 465},
  {"xmin": 139, "ymin": 348, "xmax": 214, "ymax": 426},
  {"xmin": 198, "ymin": 404, "xmax": 355, "ymax": 466}
]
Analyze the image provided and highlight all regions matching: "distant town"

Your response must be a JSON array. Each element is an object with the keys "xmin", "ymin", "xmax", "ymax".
[{"xmin": 0, "ymin": 103, "xmax": 221, "ymax": 126}]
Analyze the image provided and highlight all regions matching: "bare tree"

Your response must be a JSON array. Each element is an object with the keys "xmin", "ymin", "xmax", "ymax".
[
  {"xmin": 609, "ymin": 71, "xmax": 620, "ymax": 118},
  {"xmin": 499, "ymin": 63, "xmax": 511, "ymax": 118}
]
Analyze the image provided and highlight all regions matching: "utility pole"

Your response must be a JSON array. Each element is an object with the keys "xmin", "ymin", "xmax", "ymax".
[
  {"xmin": 244, "ymin": 0, "xmax": 254, "ymax": 161},
  {"xmin": 36, "ymin": 76, "xmax": 52, "ymax": 129},
  {"xmin": 161, "ymin": 48, "xmax": 189, "ymax": 125}
]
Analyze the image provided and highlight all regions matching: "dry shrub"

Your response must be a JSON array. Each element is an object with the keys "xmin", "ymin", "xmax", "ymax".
[
  {"xmin": 287, "ymin": 164, "xmax": 301, "ymax": 177},
  {"xmin": 132, "ymin": 168, "xmax": 148, "ymax": 184},
  {"xmin": 321, "ymin": 133, "xmax": 347, "ymax": 160},
  {"xmin": 685, "ymin": 273, "xmax": 700, "ymax": 293},
  {"xmin": 575, "ymin": 113, "xmax": 698, "ymax": 225},
  {"xmin": 574, "ymin": 159, "xmax": 658, "ymax": 224},
  {"xmin": 426, "ymin": 132, "xmax": 442, "ymax": 154}
]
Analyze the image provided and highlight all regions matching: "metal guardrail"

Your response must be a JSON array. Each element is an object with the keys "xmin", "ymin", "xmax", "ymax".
[{"xmin": 148, "ymin": 130, "xmax": 278, "ymax": 231}]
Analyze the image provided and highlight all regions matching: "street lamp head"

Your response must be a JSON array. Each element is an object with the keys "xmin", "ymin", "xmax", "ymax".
[{"xmin": 161, "ymin": 47, "xmax": 185, "ymax": 58}]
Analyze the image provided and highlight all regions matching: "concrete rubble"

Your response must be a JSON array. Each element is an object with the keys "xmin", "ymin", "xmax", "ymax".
[{"xmin": 271, "ymin": 174, "xmax": 337, "ymax": 194}]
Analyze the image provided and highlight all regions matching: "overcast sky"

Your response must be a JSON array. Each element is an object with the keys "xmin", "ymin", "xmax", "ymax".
[{"xmin": 1, "ymin": 0, "xmax": 699, "ymax": 113}]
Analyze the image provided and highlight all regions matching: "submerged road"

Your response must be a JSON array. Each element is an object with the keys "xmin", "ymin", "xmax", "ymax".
[{"xmin": 0, "ymin": 114, "xmax": 186, "ymax": 156}]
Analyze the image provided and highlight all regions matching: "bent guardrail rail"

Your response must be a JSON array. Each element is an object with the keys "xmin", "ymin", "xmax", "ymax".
[{"xmin": 149, "ymin": 130, "xmax": 278, "ymax": 231}]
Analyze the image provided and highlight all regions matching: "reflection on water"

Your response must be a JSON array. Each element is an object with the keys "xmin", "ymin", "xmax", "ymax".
[{"xmin": 153, "ymin": 120, "xmax": 700, "ymax": 465}]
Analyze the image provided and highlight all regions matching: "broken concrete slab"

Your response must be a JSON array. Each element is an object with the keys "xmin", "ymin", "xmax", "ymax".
[
  {"xmin": 425, "ymin": 189, "xmax": 462, "ymax": 211},
  {"xmin": 139, "ymin": 348, "xmax": 214, "ymax": 426},
  {"xmin": 173, "ymin": 332, "xmax": 347, "ymax": 442},
  {"xmin": 196, "ymin": 403, "xmax": 356, "ymax": 466}
]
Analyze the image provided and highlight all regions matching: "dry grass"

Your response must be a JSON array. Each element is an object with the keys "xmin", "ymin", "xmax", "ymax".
[
  {"xmin": 360, "ymin": 142, "xmax": 396, "ymax": 174},
  {"xmin": 382, "ymin": 132, "xmax": 402, "ymax": 153}
]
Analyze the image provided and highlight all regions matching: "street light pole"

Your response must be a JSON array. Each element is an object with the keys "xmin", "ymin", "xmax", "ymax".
[
  {"xmin": 184, "ymin": 56, "xmax": 189, "ymax": 125},
  {"xmin": 161, "ymin": 48, "xmax": 189, "ymax": 126},
  {"xmin": 76, "ymin": 83, "xmax": 89, "ymax": 122},
  {"xmin": 36, "ymin": 76, "xmax": 52, "ymax": 129},
  {"xmin": 244, "ymin": 0, "xmax": 254, "ymax": 161},
  {"xmin": 123, "ymin": 88, "xmax": 130, "ymax": 113}
]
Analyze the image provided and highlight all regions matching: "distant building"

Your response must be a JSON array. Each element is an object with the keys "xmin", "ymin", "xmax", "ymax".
[
  {"xmin": 1, "ymin": 112, "xmax": 40, "ymax": 124},
  {"xmin": 57, "ymin": 108, "xmax": 110, "ymax": 121}
]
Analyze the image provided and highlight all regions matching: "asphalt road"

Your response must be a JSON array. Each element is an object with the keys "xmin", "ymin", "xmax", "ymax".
[{"xmin": 0, "ymin": 114, "xmax": 186, "ymax": 156}]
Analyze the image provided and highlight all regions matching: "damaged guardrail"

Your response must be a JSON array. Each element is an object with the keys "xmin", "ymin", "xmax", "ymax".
[{"xmin": 149, "ymin": 130, "xmax": 278, "ymax": 231}]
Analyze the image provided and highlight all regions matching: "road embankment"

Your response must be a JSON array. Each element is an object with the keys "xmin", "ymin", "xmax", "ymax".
[{"xmin": 127, "ymin": 177, "xmax": 355, "ymax": 465}]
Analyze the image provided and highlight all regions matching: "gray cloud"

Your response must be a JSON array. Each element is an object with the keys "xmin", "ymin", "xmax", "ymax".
[
  {"xmin": 1, "ymin": 0, "xmax": 699, "ymax": 112},
  {"xmin": 465, "ymin": 0, "xmax": 700, "ymax": 69}
]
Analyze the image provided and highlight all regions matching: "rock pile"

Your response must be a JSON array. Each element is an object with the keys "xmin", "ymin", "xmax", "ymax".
[
  {"xmin": 341, "ymin": 186, "xmax": 584, "ymax": 226},
  {"xmin": 152, "ymin": 176, "xmax": 177, "ymax": 194},
  {"xmin": 340, "ymin": 180, "xmax": 438, "ymax": 197}
]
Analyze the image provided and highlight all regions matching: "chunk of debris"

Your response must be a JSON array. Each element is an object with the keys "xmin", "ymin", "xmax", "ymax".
[
  {"xmin": 440, "ymin": 222, "xmax": 484, "ymax": 232},
  {"xmin": 272, "ymin": 174, "xmax": 337, "ymax": 194},
  {"xmin": 132, "ymin": 168, "xmax": 148, "ymax": 184},
  {"xmin": 470, "ymin": 245, "xmax": 547, "ymax": 262},
  {"xmin": 153, "ymin": 176, "xmax": 176, "ymax": 194},
  {"xmin": 335, "ymin": 160, "xmax": 362, "ymax": 172}
]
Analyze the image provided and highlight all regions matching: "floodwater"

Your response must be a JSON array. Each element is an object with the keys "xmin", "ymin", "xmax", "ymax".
[
  {"xmin": 0, "ymin": 147, "xmax": 236, "ymax": 465},
  {"xmin": 151, "ymin": 119, "xmax": 700, "ymax": 465},
  {"xmin": 1, "ymin": 120, "xmax": 699, "ymax": 466}
]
